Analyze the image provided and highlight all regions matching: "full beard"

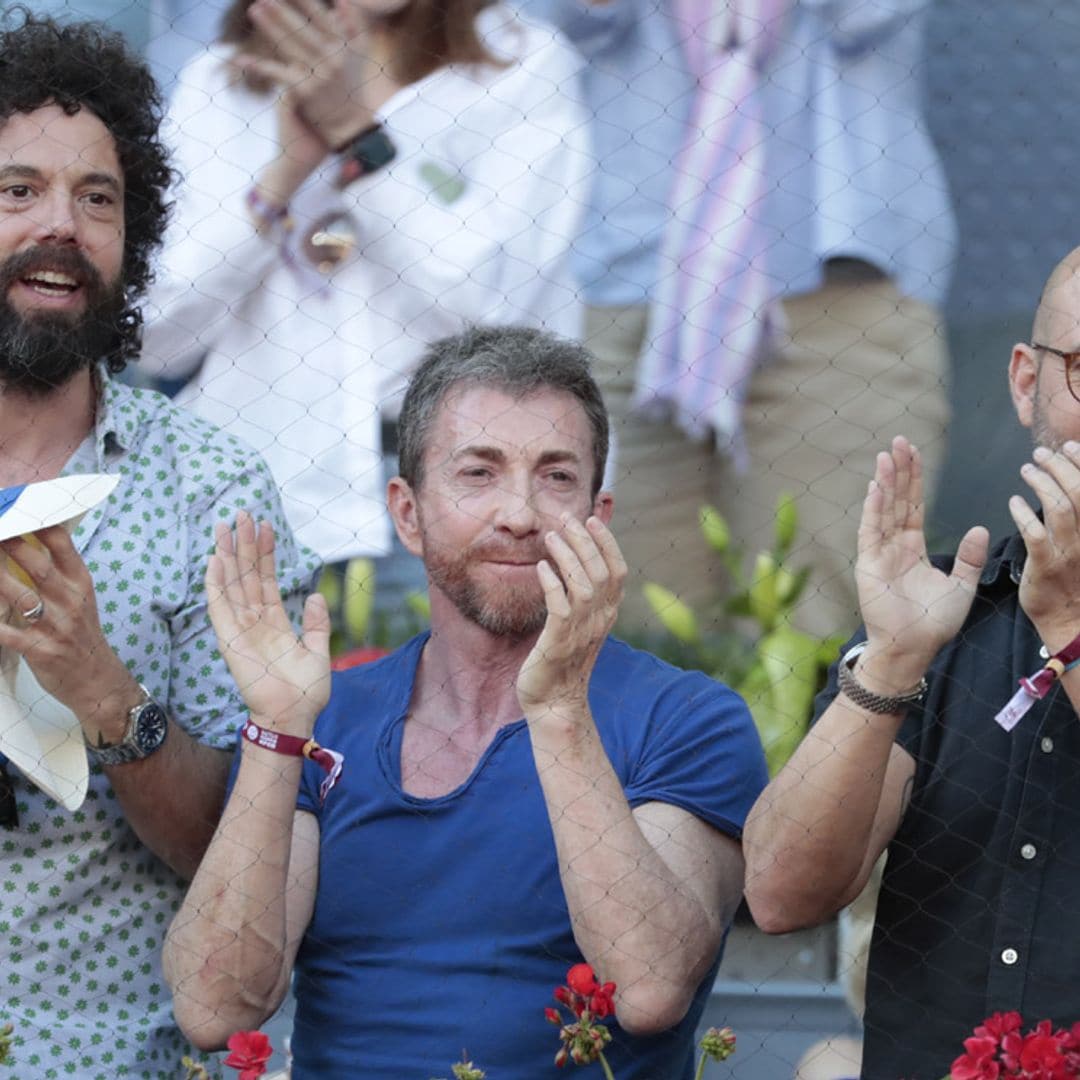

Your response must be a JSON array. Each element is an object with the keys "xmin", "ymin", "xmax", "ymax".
[
  {"xmin": 0, "ymin": 248, "xmax": 126, "ymax": 397},
  {"xmin": 424, "ymin": 532, "xmax": 550, "ymax": 638}
]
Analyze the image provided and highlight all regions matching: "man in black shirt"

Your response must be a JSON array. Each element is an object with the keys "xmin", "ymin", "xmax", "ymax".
[{"xmin": 743, "ymin": 247, "xmax": 1080, "ymax": 1079}]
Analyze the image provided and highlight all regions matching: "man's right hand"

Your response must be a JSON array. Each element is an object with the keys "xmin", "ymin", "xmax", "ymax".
[
  {"xmin": 206, "ymin": 512, "xmax": 331, "ymax": 736},
  {"xmin": 854, "ymin": 436, "xmax": 989, "ymax": 688}
]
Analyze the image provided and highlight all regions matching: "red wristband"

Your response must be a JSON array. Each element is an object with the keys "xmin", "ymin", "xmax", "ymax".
[{"xmin": 242, "ymin": 719, "xmax": 343, "ymax": 803}]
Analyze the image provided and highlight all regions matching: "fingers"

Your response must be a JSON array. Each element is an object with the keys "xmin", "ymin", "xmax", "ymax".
[
  {"xmin": 542, "ymin": 516, "xmax": 623, "ymax": 602},
  {"xmin": 232, "ymin": 53, "xmax": 297, "ymax": 90},
  {"xmin": 950, "ymin": 525, "xmax": 990, "ymax": 591},
  {"xmin": 1009, "ymin": 492, "xmax": 1048, "ymax": 561},
  {"xmin": 248, "ymin": 0, "xmax": 327, "ymax": 63},
  {"xmin": 1022, "ymin": 443, "xmax": 1080, "ymax": 545},
  {"xmin": 300, "ymin": 591, "xmax": 332, "ymax": 659}
]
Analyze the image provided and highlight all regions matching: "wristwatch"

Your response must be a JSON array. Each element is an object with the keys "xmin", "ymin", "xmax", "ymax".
[
  {"xmin": 86, "ymin": 685, "xmax": 169, "ymax": 765},
  {"xmin": 837, "ymin": 642, "xmax": 928, "ymax": 715},
  {"xmin": 335, "ymin": 123, "xmax": 397, "ymax": 189}
]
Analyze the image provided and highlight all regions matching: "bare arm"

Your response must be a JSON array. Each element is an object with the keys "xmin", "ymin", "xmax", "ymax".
[
  {"xmin": 161, "ymin": 513, "xmax": 330, "ymax": 1048},
  {"xmin": 0, "ymin": 527, "xmax": 234, "ymax": 877},
  {"xmin": 519, "ymin": 514, "xmax": 741, "ymax": 1035},
  {"xmin": 743, "ymin": 438, "xmax": 989, "ymax": 933}
]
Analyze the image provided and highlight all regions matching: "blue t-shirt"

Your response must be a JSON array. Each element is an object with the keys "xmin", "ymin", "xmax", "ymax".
[{"xmin": 292, "ymin": 633, "xmax": 766, "ymax": 1079}]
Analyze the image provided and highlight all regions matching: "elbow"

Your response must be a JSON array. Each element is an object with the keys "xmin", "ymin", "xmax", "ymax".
[
  {"xmin": 743, "ymin": 866, "xmax": 845, "ymax": 935},
  {"xmin": 163, "ymin": 940, "xmax": 280, "ymax": 1051},
  {"xmin": 614, "ymin": 982, "xmax": 696, "ymax": 1037}
]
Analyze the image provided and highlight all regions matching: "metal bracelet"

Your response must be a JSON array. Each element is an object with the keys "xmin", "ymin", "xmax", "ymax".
[{"xmin": 837, "ymin": 642, "xmax": 927, "ymax": 715}]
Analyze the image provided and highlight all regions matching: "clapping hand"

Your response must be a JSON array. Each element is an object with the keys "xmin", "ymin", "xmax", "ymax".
[
  {"xmin": 855, "ymin": 437, "xmax": 988, "ymax": 680},
  {"xmin": 237, "ymin": 0, "xmax": 380, "ymax": 158},
  {"xmin": 516, "ymin": 514, "xmax": 626, "ymax": 724},
  {"xmin": 206, "ymin": 512, "xmax": 330, "ymax": 736},
  {"xmin": 1009, "ymin": 440, "xmax": 1080, "ymax": 653}
]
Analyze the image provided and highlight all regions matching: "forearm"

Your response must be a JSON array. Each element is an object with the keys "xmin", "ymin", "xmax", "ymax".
[
  {"xmin": 105, "ymin": 726, "xmax": 231, "ymax": 879},
  {"xmin": 163, "ymin": 745, "xmax": 303, "ymax": 1047},
  {"xmin": 743, "ymin": 675, "xmax": 907, "ymax": 931},
  {"xmin": 529, "ymin": 708, "xmax": 721, "ymax": 1035}
]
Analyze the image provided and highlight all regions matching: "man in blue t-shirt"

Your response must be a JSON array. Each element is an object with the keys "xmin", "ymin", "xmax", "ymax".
[{"xmin": 164, "ymin": 325, "xmax": 767, "ymax": 1078}]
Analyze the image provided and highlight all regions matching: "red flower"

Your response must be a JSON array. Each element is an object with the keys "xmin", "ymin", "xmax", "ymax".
[
  {"xmin": 566, "ymin": 964, "xmax": 599, "ymax": 997},
  {"xmin": 590, "ymin": 981, "xmax": 616, "ymax": 1020},
  {"xmin": 950, "ymin": 1035, "xmax": 1002, "ymax": 1080},
  {"xmin": 975, "ymin": 1013, "xmax": 1024, "ymax": 1043},
  {"xmin": 223, "ymin": 1030, "xmax": 273, "ymax": 1080}
]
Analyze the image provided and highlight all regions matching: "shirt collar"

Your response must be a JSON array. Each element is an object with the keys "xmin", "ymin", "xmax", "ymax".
[
  {"xmin": 980, "ymin": 529, "xmax": 1027, "ymax": 587},
  {"xmin": 92, "ymin": 364, "xmax": 140, "ymax": 461}
]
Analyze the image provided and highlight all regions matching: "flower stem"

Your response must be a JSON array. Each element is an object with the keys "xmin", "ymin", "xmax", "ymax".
[
  {"xmin": 598, "ymin": 1051, "xmax": 616, "ymax": 1080},
  {"xmin": 693, "ymin": 1052, "xmax": 708, "ymax": 1080}
]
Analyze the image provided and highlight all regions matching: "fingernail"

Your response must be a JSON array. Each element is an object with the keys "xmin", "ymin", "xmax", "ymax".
[
  {"xmin": 1032, "ymin": 447, "xmax": 1051, "ymax": 462},
  {"xmin": 1066, "ymin": 441, "xmax": 1080, "ymax": 454}
]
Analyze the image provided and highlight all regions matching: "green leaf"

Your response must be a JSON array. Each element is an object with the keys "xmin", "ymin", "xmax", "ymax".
[
  {"xmin": 776, "ymin": 566, "xmax": 811, "ymax": 608},
  {"xmin": 774, "ymin": 491, "xmax": 798, "ymax": 555},
  {"xmin": 343, "ymin": 558, "xmax": 376, "ymax": 643},
  {"xmin": 747, "ymin": 552, "xmax": 781, "ymax": 631},
  {"xmin": 642, "ymin": 583, "xmax": 701, "ymax": 645},
  {"xmin": 699, "ymin": 505, "xmax": 731, "ymax": 555},
  {"xmin": 749, "ymin": 626, "xmax": 821, "ymax": 776}
]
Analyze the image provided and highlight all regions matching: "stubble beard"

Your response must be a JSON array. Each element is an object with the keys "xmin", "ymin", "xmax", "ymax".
[
  {"xmin": 1031, "ymin": 389, "xmax": 1066, "ymax": 454},
  {"xmin": 421, "ymin": 519, "xmax": 550, "ymax": 639},
  {"xmin": 0, "ymin": 247, "xmax": 126, "ymax": 397}
]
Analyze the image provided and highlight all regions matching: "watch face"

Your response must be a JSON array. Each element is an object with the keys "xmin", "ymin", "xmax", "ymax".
[{"xmin": 134, "ymin": 703, "xmax": 168, "ymax": 755}]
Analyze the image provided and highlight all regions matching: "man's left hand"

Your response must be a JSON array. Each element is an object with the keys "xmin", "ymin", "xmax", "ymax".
[
  {"xmin": 0, "ymin": 526, "xmax": 136, "ymax": 737},
  {"xmin": 1010, "ymin": 440, "xmax": 1080, "ymax": 651},
  {"xmin": 516, "ymin": 514, "xmax": 626, "ymax": 724}
]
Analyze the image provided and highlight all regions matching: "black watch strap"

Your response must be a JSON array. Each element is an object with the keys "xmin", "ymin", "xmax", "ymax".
[{"xmin": 336, "ymin": 123, "xmax": 397, "ymax": 188}]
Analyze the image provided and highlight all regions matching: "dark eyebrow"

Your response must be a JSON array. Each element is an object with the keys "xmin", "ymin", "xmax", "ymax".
[
  {"xmin": 452, "ymin": 445, "xmax": 507, "ymax": 465},
  {"xmin": 451, "ymin": 446, "xmax": 583, "ymax": 469},
  {"xmin": 535, "ymin": 449, "xmax": 582, "ymax": 469},
  {"xmin": 0, "ymin": 164, "xmax": 121, "ymax": 197}
]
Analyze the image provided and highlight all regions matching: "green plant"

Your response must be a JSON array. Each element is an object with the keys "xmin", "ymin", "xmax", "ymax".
[
  {"xmin": 317, "ymin": 558, "xmax": 430, "ymax": 657},
  {"xmin": 642, "ymin": 495, "xmax": 845, "ymax": 777}
]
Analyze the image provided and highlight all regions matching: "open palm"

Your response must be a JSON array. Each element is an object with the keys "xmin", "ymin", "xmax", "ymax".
[
  {"xmin": 206, "ymin": 513, "xmax": 331, "ymax": 734},
  {"xmin": 856, "ymin": 438, "xmax": 988, "ymax": 661}
]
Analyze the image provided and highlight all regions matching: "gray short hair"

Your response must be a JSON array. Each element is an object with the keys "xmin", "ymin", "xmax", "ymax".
[{"xmin": 397, "ymin": 325, "xmax": 609, "ymax": 496}]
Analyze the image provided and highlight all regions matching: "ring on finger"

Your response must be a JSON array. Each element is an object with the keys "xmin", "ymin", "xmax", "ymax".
[{"xmin": 20, "ymin": 597, "xmax": 44, "ymax": 622}]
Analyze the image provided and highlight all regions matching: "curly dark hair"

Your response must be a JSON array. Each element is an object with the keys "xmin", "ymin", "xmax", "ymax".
[{"xmin": 0, "ymin": 11, "xmax": 172, "ymax": 372}]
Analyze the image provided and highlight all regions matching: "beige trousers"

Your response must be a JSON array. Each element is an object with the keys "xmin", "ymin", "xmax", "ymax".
[
  {"xmin": 587, "ymin": 279, "xmax": 950, "ymax": 641},
  {"xmin": 716, "ymin": 276, "xmax": 951, "ymax": 639}
]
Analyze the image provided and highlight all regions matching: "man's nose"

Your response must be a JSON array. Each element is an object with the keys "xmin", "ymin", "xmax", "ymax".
[
  {"xmin": 30, "ymin": 189, "xmax": 78, "ymax": 244},
  {"xmin": 493, "ymin": 476, "xmax": 541, "ymax": 536}
]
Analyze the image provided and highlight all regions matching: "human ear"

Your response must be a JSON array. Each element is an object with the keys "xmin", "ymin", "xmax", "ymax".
[
  {"xmin": 387, "ymin": 476, "xmax": 424, "ymax": 557},
  {"xmin": 592, "ymin": 490, "xmax": 614, "ymax": 526},
  {"xmin": 1008, "ymin": 342, "xmax": 1039, "ymax": 430}
]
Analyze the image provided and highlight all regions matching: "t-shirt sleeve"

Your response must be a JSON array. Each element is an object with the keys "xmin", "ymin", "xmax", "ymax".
[{"xmin": 622, "ymin": 671, "xmax": 768, "ymax": 840}]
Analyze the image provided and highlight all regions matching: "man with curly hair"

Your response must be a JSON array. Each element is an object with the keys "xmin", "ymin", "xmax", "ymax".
[{"xmin": 0, "ymin": 15, "xmax": 316, "ymax": 1078}]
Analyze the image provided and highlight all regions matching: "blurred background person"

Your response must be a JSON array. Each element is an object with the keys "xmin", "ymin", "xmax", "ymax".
[
  {"xmin": 716, "ymin": 0, "xmax": 956, "ymax": 639},
  {"xmin": 140, "ymin": 0, "xmax": 589, "ymax": 583},
  {"xmin": 631, "ymin": 0, "xmax": 953, "ymax": 643}
]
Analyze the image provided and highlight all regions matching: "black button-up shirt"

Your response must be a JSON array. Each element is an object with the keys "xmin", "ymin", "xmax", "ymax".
[{"xmin": 814, "ymin": 531, "xmax": 1080, "ymax": 1079}]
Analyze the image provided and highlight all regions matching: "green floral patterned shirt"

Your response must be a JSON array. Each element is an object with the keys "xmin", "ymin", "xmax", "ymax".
[{"xmin": 0, "ymin": 372, "xmax": 320, "ymax": 1078}]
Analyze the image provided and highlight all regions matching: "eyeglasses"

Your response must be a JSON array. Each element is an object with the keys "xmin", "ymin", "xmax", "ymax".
[
  {"xmin": 0, "ymin": 758, "xmax": 17, "ymax": 830},
  {"xmin": 1031, "ymin": 342, "xmax": 1080, "ymax": 402}
]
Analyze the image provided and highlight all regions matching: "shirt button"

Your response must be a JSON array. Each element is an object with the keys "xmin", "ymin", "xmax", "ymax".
[
  {"xmin": 1041, "ymin": 736, "xmax": 1054, "ymax": 753},
  {"xmin": 1020, "ymin": 843, "xmax": 1037, "ymax": 860},
  {"xmin": 1001, "ymin": 947, "xmax": 1019, "ymax": 965}
]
